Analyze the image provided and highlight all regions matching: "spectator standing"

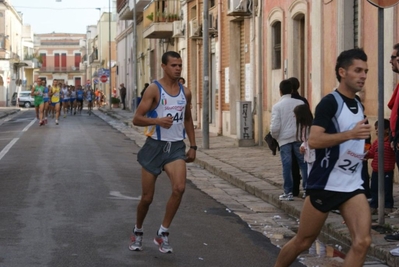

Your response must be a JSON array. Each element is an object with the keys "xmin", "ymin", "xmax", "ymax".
[
  {"xmin": 289, "ymin": 77, "xmax": 309, "ymax": 197},
  {"xmin": 120, "ymin": 83, "xmax": 127, "ymax": 110},
  {"xmin": 294, "ymin": 104, "xmax": 314, "ymax": 197},
  {"xmin": 270, "ymin": 80, "xmax": 307, "ymax": 201},
  {"xmin": 366, "ymin": 119, "xmax": 395, "ymax": 216}
]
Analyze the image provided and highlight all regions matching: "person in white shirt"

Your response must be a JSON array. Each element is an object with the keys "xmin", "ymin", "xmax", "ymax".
[{"xmin": 270, "ymin": 79, "xmax": 307, "ymax": 201}]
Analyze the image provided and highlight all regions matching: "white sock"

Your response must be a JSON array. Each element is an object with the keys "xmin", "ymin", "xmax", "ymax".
[
  {"xmin": 134, "ymin": 225, "xmax": 143, "ymax": 233},
  {"xmin": 158, "ymin": 225, "xmax": 168, "ymax": 236}
]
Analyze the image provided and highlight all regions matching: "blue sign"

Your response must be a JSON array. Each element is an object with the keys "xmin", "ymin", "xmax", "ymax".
[
  {"xmin": 93, "ymin": 78, "xmax": 99, "ymax": 84},
  {"xmin": 98, "ymin": 68, "xmax": 110, "ymax": 77}
]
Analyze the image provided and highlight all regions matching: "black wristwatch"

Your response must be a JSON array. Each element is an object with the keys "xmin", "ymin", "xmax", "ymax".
[{"xmin": 190, "ymin": 146, "xmax": 198, "ymax": 151}]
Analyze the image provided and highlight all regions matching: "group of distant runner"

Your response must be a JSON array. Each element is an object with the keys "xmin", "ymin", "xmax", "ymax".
[{"xmin": 30, "ymin": 78, "xmax": 97, "ymax": 126}]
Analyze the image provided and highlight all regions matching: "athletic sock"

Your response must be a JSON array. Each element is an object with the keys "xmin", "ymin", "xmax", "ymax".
[
  {"xmin": 157, "ymin": 225, "xmax": 168, "ymax": 236},
  {"xmin": 134, "ymin": 225, "xmax": 143, "ymax": 233}
]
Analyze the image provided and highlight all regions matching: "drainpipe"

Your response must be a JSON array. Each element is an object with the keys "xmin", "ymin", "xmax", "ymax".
[
  {"xmin": 257, "ymin": 0, "xmax": 263, "ymax": 146},
  {"xmin": 217, "ymin": 0, "xmax": 222, "ymax": 135},
  {"xmin": 196, "ymin": 0, "xmax": 201, "ymax": 129}
]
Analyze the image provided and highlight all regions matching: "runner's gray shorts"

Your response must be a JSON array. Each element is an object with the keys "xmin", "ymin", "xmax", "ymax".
[{"xmin": 137, "ymin": 137, "xmax": 186, "ymax": 176}]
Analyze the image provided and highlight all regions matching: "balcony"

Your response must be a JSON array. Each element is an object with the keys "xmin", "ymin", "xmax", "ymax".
[
  {"xmin": 117, "ymin": 0, "xmax": 151, "ymax": 20},
  {"xmin": 39, "ymin": 66, "xmax": 84, "ymax": 73},
  {"xmin": 142, "ymin": 1, "xmax": 180, "ymax": 39}
]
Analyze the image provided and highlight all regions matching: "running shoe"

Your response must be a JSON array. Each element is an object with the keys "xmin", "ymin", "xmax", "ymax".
[
  {"xmin": 44, "ymin": 118, "xmax": 48, "ymax": 124},
  {"xmin": 39, "ymin": 120, "xmax": 44, "ymax": 126},
  {"xmin": 385, "ymin": 232, "xmax": 399, "ymax": 242},
  {"xmin": 279, "ymin": 193, "xmax": 294, "ymax": 201},
  {"xmin": 55, "ymin": 120, "xmax": 59, "ymax": 125},
  {"xmin": 128, "ymin": 232, "xmax": 143, "ymax": 251},
  {"xmin": 154, "ymin": 232, "xmax": 173, "ymax": 253}
]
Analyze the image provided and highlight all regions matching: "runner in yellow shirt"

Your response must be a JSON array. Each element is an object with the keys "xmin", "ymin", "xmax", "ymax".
[{"xmin": 50, "ymin": 79, "xmax": 61, "ymax": 125}]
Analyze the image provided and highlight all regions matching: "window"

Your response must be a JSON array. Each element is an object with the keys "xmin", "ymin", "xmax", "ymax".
[
  {"xmin": 54, "ymin": 53, "xmax": 60, "ymax": 68},
  {"xmin": 74, "ymin": 53, "xmax": 81, "ymax": 68},
  {"xmin": 61, "ymin": 53, "xmax": 67, "ymax": 69},
  {"xmin": 40, "ymin": 53, "xmax": 46, "ymax": 67},
  {"xmin": 272, "ymin": 21, "xmax": 282, "ymax": 70}
]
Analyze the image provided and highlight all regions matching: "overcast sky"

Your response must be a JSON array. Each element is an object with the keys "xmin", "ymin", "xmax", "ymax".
[{"xmin": 10, "ymin": 0, "xmax": 115, "ymax": 34}]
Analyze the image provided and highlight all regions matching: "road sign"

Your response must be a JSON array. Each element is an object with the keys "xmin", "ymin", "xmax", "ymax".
[
  {"xmin": 98, "ymin": 68, "xmax": 110, "ymax": 77},
  {"xmin": 367, "ymin": 0, "xmax": 399, "ymax": 8},
  {"xmin": 100, "ymin": 75, "xmax": 108, "ymax": 83}
]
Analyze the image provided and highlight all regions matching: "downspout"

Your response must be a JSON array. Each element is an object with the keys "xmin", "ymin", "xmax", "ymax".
[
  {"xmin": 196, "ymin": 0, "xmax": 201, "ymax": 129},
  {"xmin": 257, "ymin": 0, "xmax": 263, "ymax": 146},
  {"xmin": 217, "ymin": 0, "xmax": 222, "ymax": 135}
]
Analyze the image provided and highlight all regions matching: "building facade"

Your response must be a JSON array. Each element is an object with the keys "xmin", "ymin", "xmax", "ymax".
[
  {"xmin": 33, "ymin": 33, "xmax": 86, "ymax": 87},
  {"xmin": 115, "ymin": 0, "xmax": 399, "ymax": 145}
]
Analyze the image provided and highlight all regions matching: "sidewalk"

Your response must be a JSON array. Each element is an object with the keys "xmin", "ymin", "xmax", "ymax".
[
  {"xmin": 94, "ymin": 107, "xmax": 399, "ymax": 266},
  {"xmin": 0, "ymin": 107, "xmax": 20, "ymax": 119}
]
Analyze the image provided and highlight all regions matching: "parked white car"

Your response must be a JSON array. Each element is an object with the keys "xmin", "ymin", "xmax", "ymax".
[{"xmin": 11, "ymin": 91, "xmax": 35, "ymax": 108}]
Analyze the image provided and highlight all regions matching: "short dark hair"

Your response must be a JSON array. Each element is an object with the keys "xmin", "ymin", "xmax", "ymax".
[
  {"xmin": 162, "ymin": 51, "xmax": 181, "ymax": 65},
  {"xmin": 279, "ymin": 80, "xmax": 293, "ymax": 95},
  {"xmin": 288, "ymin": 77, "xmax": 300, "ymax": 92},
  {"xmin": 335, "ymin": 48, "xmax": 367, "ymax": 82},
  {"xmin": 375, "ymin": 119, "xmax": 390, "ymax": 130}
]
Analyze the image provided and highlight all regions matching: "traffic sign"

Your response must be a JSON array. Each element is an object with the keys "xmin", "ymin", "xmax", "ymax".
[
  {"xmin": 367, "ymin": 0, "xmax": 399, "ymax": 8},
  {"xmin": 100, "ymin": 75, "xmax": 108, "ymax": 83}
]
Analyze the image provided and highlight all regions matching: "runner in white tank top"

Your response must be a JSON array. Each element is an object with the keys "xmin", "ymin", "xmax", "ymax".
[{"xmin": 130, "ymin": 51, "xmax": 196, "ymax": 254}]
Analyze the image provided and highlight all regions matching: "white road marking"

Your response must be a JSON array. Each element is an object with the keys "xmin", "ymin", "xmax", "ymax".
[
  {"xmin": 0, "ymin": 138, "xmax": 19, "ymax": 161},
  {"xmin": 23, "ymin": 119, "xmax": 36, "ymax": 132},
  {"xmin": 109, "ymin": 191, "xmax": 141, "ymax": 200},
  {"xmin": 0, "ymin": 118, "xmax": 36, "ymax": 161}
]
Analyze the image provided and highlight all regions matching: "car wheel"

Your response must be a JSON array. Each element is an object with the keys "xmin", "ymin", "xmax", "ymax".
[{"xmin": 24, "ymin": 102, "xmax": 31, "ymax": 108}]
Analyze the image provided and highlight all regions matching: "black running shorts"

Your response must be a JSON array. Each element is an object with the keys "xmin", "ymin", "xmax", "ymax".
[{"xmin": 307, "ymin": 189, "xmax": 365, "ymax": 213}]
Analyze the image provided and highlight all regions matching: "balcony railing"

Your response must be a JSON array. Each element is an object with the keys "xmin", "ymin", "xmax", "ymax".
[
  {"xmin": 117, "ymin": 0, "xmax": 128, "ymax": 13},
  {"xmin": 39, "ymin": 66, "xmax": 83, "ymax": 72},
  {"xmin": 143, "ymin": 1, "xmax": 180, "ymax": 38}
]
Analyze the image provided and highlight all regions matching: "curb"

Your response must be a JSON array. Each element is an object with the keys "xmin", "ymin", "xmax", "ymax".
[{"xmin": 0, "ymin": 109, "xmax": 20, "ymax": 119}]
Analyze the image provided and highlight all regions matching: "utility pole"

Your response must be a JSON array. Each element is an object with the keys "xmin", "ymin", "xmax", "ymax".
[
  {"xmin": 132, "ymin": 0, "xmax": 137, "ymax": 113},
  {"xmin": 108, "ymin": 0, "xmax": 112, "ymax": 110},
  {"xmin": 202, "ymin": 0, "xmax": 209, "ymax": 149}
]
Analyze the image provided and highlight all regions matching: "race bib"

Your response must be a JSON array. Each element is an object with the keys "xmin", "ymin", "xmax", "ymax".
[
  {"xmin": 336, "ymin": 149, "xmax": 365, "ymax": 175},
  {"xmin": 164, "ymin": 110, "xmax": 184, "ymax": 124}
]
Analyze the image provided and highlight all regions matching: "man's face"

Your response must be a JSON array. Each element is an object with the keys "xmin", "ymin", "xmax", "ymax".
[
  {"xmin": 162, "ymin": 57, "xmax": 182, "ymax": 79},
  {"xmin": 37, "ymin": 79, "xmax": 42, "ymax": 85},
  {"xmin": 340, "ymin": 59, "xmax": 368, "ymax": 93},
  {"xmin": 390, "ymin": 49, "xmax": 399, "ymax": 73}
]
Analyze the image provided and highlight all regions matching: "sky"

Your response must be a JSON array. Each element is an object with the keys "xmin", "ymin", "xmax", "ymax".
[{"xmin": 10, "ymin": 0, "xmax": 115, "ymax": 34}]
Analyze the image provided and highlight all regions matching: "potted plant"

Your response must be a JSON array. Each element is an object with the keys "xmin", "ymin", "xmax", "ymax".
[
  {"xmin": 111, "ymin": 97, "xmax": 121, "ymax": 108},
  {"xmin": 146, "ymin": 12, "xmax": 154, "ymax": 21}
]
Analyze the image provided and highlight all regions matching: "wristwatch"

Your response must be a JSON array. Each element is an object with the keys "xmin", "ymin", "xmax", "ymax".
[{"xmin": 190, "ymin": 146, "xmax": 198, "ymax": 151}]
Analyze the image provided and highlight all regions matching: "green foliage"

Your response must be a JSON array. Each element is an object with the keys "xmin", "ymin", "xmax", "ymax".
[{"xmin": 111, "ymin": 97, "xmax": 120, "ymax": 104}]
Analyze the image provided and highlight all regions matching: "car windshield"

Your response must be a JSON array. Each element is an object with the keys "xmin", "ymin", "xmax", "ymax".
[{"xmin": 20, "ymin": 93, "xmax": 30, "ymax": 97}]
